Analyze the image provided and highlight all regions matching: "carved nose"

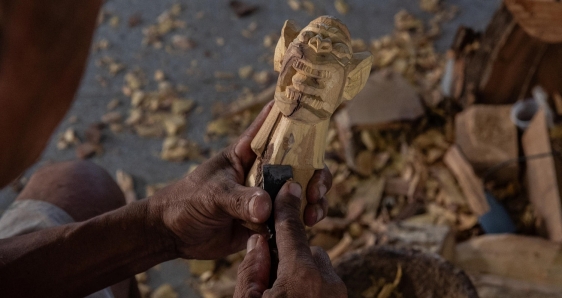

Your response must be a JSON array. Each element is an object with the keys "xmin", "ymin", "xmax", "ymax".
[{"xmin": 309, "ymin": 35, "xmax": 332, "ymax": 53}]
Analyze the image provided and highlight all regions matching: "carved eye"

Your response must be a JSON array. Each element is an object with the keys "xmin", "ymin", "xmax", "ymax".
[
  {"xmin": 298, "ymin": 31, "xmax": 315, "ymax": 43},
  {"xmin": 332, "ymin": 43, "xmax": 351, "ymax": 59}
]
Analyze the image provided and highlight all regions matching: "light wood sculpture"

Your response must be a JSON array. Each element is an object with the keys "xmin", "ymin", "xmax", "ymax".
[{"xmin": 246, "ymin": 16, "xmax": 372, "ymax": 219}]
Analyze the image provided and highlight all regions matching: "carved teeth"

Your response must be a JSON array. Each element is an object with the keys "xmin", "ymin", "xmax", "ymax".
[
  {"xmin": 286, "ymin": 87, "xmax": 324, "ymax": 110},
  {"xmin": 286, "ymin": 87, "xmax": 302, "ymax": 101},
  {"xmin": 292, "ymin": 60, "xmax": 330, "ymax": 79}
]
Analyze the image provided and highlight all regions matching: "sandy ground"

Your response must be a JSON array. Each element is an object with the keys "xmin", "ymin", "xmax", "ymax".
[{"xmin": 0, "ymin": 0, "xmax": 501, "ymax": 296}]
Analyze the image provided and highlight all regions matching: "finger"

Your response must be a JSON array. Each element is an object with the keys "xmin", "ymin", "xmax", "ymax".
[
  {"xmin": 306, "ymin": 165, "xmax": 332, "ymax": 204},
  {"xmin": 275, "ymin": 182, "xmax": 315, "ymax": 264},
  {"xmin": 311, "ymin": 247, "xmax": 345, "ymax": 285},
  {"xmin": 234, "ymin": 101, "xmax": 275, "ymax": 170},
  {"xmin": 303, "ymin": 198, "xmax": 328, "ymax": 227},
  {"xmin": 219, "ymin": 185, "xmax": 271, "ymax": 224},
  {"xmin": 234, "ymin": 235, "xmax": 270, "ymax": 298}
]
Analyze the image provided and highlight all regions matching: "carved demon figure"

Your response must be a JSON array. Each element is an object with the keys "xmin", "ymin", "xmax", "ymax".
[{"xmin": 247, "ymin": 16, "xmax": 372, "ymax": 213}]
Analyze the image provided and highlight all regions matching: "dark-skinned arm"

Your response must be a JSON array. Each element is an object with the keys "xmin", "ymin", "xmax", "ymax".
[
  {"xmin": 0, "ymin": 0, "xmax": 100, "ymax": 186},
  {"xmin": 0, "ymin": 200, "xmax": 175, "ymax": 297},
  {"xmin": 0, "ymin": 103, "xmax": 333, "ymax": 297}
]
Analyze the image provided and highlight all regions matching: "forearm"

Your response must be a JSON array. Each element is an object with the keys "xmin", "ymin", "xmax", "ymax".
[{"xmin": 0, "ymin": 199, "xmax": 177, "ymax": 297}]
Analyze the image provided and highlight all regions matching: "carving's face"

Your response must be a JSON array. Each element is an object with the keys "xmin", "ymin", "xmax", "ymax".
[{"xmin": 275, "ymin": 20, "xmax": 353, "ymax": 123}]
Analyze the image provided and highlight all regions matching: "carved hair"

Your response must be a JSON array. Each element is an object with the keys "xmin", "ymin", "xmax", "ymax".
[{"xmin": 309, "ymin": 16, "xmax": 351, "ymax": 45}]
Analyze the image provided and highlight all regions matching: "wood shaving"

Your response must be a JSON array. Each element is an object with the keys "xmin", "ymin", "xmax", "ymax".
[{"xmin": 335, "ymin": 0, "xmax": 350, "ymax": 15}]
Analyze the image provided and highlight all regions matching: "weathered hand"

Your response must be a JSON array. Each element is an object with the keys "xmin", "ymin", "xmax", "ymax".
[
  {"xmin": 234, "ymin": 182, "xmax": 347, "ymax": 298},
  {"xmin": 149, "ymin": 101, "xmax": 331, "ymax": 259}
]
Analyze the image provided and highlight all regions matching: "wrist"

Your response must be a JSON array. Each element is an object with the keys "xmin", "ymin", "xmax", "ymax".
[{"xmin": 143, "ymin": 198, "xmax": 180, "ymax": 260}]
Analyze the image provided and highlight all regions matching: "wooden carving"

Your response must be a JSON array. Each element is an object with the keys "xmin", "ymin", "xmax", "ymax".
[{"xmin": 246, "ymin": 16, "xmax": 372, "ymax": 218}]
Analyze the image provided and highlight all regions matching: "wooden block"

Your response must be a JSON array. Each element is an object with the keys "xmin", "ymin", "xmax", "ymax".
[
  {"xmin": 522, "ymin": 109, "xmax": 562, "ymax": 242},
  {"xmin": 455, "ymin": 105, "xmax": 518, "ymax": 183},
  {"xmin": 444, "ymin": 146, "xmax": 490, "ymax": 216},
  {"xmin": 344, "ymin": 70, "xmax": 424, "ymax": 129},
  {"xmin": 383, "ymin": 222, "xmax": 455, "ymax": 261},
  {"xmin": 455, "ymin": 234, "xmax": 562, "ymax": 288}
]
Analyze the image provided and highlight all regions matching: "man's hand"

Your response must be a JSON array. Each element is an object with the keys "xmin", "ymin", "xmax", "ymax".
[
  {"xmin": 234, "ymin": 182, "xmax": 347, "ymax": 297},
  {"xmin": 149, "ymin": 102, "xmax": 332, "ymax": 259}
]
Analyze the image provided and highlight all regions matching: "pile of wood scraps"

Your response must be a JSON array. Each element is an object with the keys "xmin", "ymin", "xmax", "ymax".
[{"xmin": 193, "ymin": 1, "xmax": 562, "ymax": 297}]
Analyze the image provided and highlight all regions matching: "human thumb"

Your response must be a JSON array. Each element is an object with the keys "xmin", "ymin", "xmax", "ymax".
[{"xmin": 234, "ymin": 235, "xmax": 271, "ymax": 298}]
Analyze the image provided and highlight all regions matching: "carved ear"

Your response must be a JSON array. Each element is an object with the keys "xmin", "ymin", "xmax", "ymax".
[
  {"xmin": 343, "ymin": 51, "xmax": 373, "ymax": 100},
  {"xmin": 274, "ymin": 20, "xmax": 300, "ymax": 72}
]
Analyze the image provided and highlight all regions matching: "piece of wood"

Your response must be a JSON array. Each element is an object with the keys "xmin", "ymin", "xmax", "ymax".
[
  {"xmin": 220, "ymin": 84, "xmax": 275, "ymax": 118},
  {"xmin": 522, "ymin": 109, "xmax": 562, "ymax": 242},
  {"xmin": 505, "ymin": 0, "xmax": 562, "ymax": 43},
  {"xmin": 246, "ymin": 16, "xmax": 372, "ymax": 220},
  {"xmin": 116, "ymin": 169, "xmax": 137, "ymax": 204},
  {"xmin": 471, "ymin": 273, "xmax": 562, "ymax": 298},
  {"xmin": 382, "ymin": 222, "xmax": 455, "ymax": 261},
  {"xmin": 455, "ymin": 234, "xmax": 562, "ymax": 288},
  {"xmin": 343, "ymin": 70, "xmax": 423, "ymax": 129},
  {"xmin": 454, "ymin": 105, "xmax": 518, "ymax": 183},
  {"xmin": 430, "ymin": 165, "xmax": 467, "ymax": 208},
  {"xmin": 444, "ymin": 145, "xmax": 490, "ymax": 216}
]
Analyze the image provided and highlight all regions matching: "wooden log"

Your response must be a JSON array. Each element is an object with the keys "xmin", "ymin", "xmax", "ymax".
[
  {"xmin": 454, "ymin": 4, "xmax": 562, "ymax": 106},
  {"xmin": 522, "ymin": 109, "xmax": 562, "ymax": 242}
]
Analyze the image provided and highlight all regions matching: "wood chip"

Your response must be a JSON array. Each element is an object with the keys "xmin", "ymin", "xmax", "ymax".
[
  {"xmin": 327, "ymin": 233, "xmax": 353, "ymax": 260},
  {"xmin": 172, "ymin": 35, "xmax": 196, "ymax": 51},
  {"xmin": 238, "ymin": 65, "xmax": 253, "ymax": 79},
  {"xmin": 334, "ymin": 0, "xmax": 349, "ymax": 15},
  {"xmin": 76, "ymin": 143, "xmax": 102, "ymax": 159},
  {"xmin": 116, "ymin": 169, "xmax": 137, "ymax": 204},
  {"xmin": 101, "ymin": 111, "xmax": 122, "ymax": 124},
  {"xmin": 152, "ymin": 284, "xmax": 178, "ymax": 298},
  {"xmin": 443, "ymin": 146, "xmax": 489, "ymax": 216},
  {"xmin": 229, "ymin": 1, "xmax": 259, "ymax": 18}
]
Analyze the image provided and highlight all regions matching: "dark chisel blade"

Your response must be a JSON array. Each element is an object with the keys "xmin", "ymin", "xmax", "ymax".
[{"xmin": 262, "ymin": 164, "xmax": 293, "ymax": 287}]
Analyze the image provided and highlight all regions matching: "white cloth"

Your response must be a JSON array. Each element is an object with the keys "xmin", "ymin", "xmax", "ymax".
[{"xmin": 0, "ymin": 199, "xmax": 115, "ymax": 298}]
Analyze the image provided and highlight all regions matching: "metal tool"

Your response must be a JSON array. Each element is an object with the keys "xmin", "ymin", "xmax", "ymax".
[{"xmin": 262, "ymin": 164, "xmax": 293, "ymax": 287}]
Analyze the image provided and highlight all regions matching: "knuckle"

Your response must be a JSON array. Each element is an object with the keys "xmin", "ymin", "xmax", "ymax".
[{"xmin": 229, "ymin": 193, "xmax": 246, "ymax": 215}]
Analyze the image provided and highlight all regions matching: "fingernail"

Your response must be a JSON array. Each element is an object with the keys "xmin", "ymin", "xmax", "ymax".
[
  {"xmin": 249, "ymin": 195, "xmax": 258, "ymax": 221},
  {"xmin": 249, "ymin": 193, "xmax": 270, "ymax": 222},
  {"xmin": 289, "ymin": 182, "xmax": 302, "ymax": 198},
  {"xmin": 318, "ymin": 185, "xmax": 327, "ymax": 198},
  {"xmin": 247, "ymin": 234, "xmax": 259, "ymax": 252},
  {"xmin": 316, "ymin": 205, "xmax": 324, "ymax": 223}
]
